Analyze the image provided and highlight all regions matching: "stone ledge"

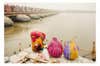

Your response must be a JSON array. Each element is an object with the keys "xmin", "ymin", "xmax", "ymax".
[{"xmin": 4, "ymin": 47, "xmax": 93, "ymax": 63}]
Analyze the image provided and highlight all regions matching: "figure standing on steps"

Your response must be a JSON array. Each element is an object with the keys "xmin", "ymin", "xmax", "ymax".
[
  {"xmin": 18, "ymin": 43, "xmax": 22, "ymax": 52},
  {"xmin": 91, "ymin": 41, "xmax": 96, "ymax": 61}
]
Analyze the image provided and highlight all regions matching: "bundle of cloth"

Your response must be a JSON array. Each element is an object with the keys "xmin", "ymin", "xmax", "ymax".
[{"xmin": 30, "ymin": 31, "xmax": 46, "ymax": 52}]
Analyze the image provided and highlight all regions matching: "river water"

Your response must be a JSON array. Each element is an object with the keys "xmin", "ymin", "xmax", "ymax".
[{"xmin": 4, "ymin": 12, "xmax": 96, "ymax": 58}]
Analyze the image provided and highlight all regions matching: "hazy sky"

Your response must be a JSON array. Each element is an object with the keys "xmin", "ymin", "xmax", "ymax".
[{"xmin": 5, "ymin": 2, "xmax": 96, "ymax": 11}]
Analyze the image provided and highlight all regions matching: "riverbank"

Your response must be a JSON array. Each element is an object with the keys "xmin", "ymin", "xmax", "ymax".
[{"xmin": 4, "ymin": 12, "xmax": 58, "ymax": 27}]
